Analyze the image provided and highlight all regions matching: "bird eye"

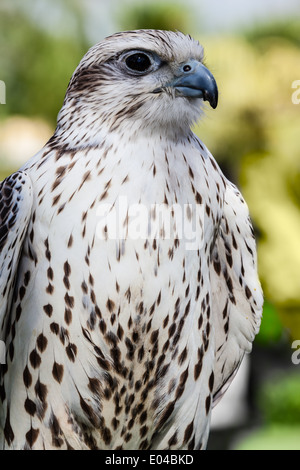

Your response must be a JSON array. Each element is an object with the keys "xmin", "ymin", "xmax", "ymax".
[{"xmin": 125, "ymin": 53, "xmax": 152, "ymax": 73}]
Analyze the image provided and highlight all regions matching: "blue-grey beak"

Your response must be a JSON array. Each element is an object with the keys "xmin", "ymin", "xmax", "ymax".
[{"xmin": 168, "ymin": 60, "xmax": 218, "ymax": 109}]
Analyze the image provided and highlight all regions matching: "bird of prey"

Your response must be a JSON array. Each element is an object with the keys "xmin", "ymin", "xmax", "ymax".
[{"xmin": 0, "ymin": 30, "xmax": 263, "ymax": 450}]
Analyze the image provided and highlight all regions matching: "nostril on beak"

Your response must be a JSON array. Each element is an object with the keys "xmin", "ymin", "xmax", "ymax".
[{"xmin": 183, "ymin": 64, "xmax": 192, "ymax": 73}]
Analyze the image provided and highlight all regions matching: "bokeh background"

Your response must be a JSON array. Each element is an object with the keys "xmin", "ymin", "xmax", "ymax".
[{"xmin": 0, "ymin": 0, "xmax": 300, "ymax": 450}]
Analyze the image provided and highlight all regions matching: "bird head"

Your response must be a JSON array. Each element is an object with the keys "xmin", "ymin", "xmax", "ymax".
[{"xmin": 58, "ymin": 30, "xmax": 218, "ymax": 141}]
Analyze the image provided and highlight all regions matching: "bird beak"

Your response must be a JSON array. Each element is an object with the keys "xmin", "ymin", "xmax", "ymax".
[{"xmin": 167, "ymin": 60, "xmax": 218, "ymax": 109}]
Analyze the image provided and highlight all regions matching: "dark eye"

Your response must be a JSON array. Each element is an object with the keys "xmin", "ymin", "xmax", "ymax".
[{"xmin": 125, "ymin": 53, "xmax": 152, "ymax": 73}]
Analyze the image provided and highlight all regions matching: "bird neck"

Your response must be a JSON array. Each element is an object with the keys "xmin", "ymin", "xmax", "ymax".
[
  {"xmin": 54, "ymin": 95, "xmax": 194, "ymax": 149},
  {"xmin": 53, "ymin": 112, "xmax": 193, "ymax": 151}
]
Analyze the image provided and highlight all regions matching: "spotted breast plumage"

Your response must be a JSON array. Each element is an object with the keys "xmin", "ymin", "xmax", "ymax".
[{"xmin": 0, "ymin": 30, "xmax": 263, "ymax": 450}]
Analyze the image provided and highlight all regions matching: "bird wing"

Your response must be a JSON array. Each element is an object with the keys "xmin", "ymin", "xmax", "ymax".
[
  {"xmin": 210, "ymin": 180, "xmax": 263, "ymax": 406},
  {"xmin": 0, "ymin": 172, "xmax": 33, "ymax": 335}
]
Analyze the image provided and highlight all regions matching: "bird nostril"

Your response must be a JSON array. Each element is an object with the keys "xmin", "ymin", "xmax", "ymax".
[{"xmin": 183, "ymin": 65, "xmax": 192, "ymax": 72}]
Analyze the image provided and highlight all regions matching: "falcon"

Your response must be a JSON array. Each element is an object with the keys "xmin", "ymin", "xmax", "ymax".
[{"xmin": 0, "ymin": 30, "xmax": 263, "ymax": 450}]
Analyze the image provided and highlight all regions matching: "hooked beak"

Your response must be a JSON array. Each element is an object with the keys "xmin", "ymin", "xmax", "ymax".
[{"xmin": 160, "ymin": 60, "xmax": 218, "ymax": 109}]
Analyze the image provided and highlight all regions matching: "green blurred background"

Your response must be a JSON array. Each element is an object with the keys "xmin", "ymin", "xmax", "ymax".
[{"xmin": 0, "ymin": 0, "xmax": 300, "ymax": 450}]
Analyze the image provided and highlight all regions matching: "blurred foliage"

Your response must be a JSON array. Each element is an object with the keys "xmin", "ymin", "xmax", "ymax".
[
  {"xmin": 255, "ymin": 300, "xmax": 284, "ymax": 345},
  {"xmin": 259, "ymin": 372, "xmax": 300, "ymax": 425},
  {"xmin": 117, "ymin": 1, "xmax": 191, "ymax": 33},
  {"xmin": 194, "ymin": 25, "xmax": 300, "ymax": 342},
  {"xmin": 244, "ymin": 19, "xmax": 300, "ymax": 48},
  {"xmin": 235, "ymin": 425, "xmax": 300, "ymax": 450},
  {"xmin": 235, "ymin": 372, "xmax": 300, "ymax": 450},
  {"xmin": 0, "ymin": 4, "xmax": 88, "ymax": 125}
]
